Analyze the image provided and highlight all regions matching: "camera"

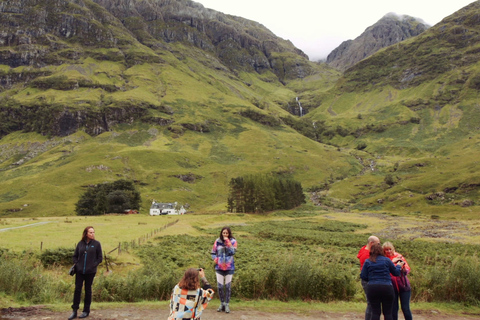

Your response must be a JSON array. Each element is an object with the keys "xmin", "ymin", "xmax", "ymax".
[
  {"xmin": 396, "ymin": 260, "xmax": 403, "ymax": 264},
  {"xmin": 197, "ymin": 267, "xmax": 204, "ymax": 271}
]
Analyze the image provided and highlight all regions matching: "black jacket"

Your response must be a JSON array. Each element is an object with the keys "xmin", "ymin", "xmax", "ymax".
[{"xmin": 73, "ymin": 239, "xmax": 103, "ymax": 274}]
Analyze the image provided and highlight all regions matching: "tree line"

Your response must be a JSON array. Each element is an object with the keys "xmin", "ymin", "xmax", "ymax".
[{"xmin": 227, "ymin": 174, "xmax": 305, "ymax": 213}]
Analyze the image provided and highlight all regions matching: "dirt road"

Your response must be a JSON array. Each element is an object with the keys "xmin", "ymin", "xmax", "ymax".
[{"xmin": 2, "ymin": 306, "xmax": 479, "ymax": 320}]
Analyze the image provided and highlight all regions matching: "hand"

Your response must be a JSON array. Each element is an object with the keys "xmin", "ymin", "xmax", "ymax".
[
  {"xmin": 223, "ymin": 237, "xmax": 229, "ymax": 242},
  {"xmin": 198, "ymin": 268, "xmax": 206, "ymax": 278}
]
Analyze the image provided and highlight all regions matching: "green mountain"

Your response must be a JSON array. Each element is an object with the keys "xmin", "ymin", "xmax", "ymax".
[
  {"xmin": 0, "ymin": 0, "xmax": 346, "ymax": 216},
  {"xmin": 305, "ymin": 0, "xmax": 480, "ymax": 218},
  {"xmin": 0, "ymin": 0, "xmax": 479, "ymax": 218}
]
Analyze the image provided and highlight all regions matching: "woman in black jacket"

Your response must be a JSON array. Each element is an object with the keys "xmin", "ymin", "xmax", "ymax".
[{"xmin": 68, "ymin": 226, "xmax": 103, "ymax": 320}]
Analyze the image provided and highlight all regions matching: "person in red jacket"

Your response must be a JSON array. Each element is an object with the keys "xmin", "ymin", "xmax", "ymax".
[
  {"xmin": 383, "ymin": 242, "xmax": 412, "ymax": 320},
  {"xmin": 357, "ymin": 235, "xmax": 380, "ymax": 320}
]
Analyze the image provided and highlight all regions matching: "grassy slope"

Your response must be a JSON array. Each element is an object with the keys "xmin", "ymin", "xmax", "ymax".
[
  {"xmin": 306, "ymin": 81, "xmax": 480, "ymax": 217},
  {"xmin": 0, "ymin": 44, "xmax": 355, "ymax": 217},
  {"xmin": 302, "ymin": 6, "xmax": 480, "ymax": 217},
  {"xmin": 0, "ymin": 121, "xmax": 358, "ymax": 216}
]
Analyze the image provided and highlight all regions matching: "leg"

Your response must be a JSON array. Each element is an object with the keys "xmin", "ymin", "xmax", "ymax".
[
  {"xmin": 82, "ymin": 273, "xmax": 96, "ymax": 313},
  {"xmin": 362, "ymin": 279, "xmax": 372, "ymax": 320},
  {"xmin": 216, "ymin": 273, "xmax": 225, "ymax": 311},
  {"xmin": 72, "ymin": 273, "xmax": 84, "ymax": 311},
  {"xmin": 392, "ymin": 289, "xmax": 399, "ymax": 320},
  {"xmin": 224, "ymin": 274, "xmax": 233, "ymax": 304},
  {"xmin": 380, "ymin": 285, "xmax": 395, "ymax": 320},
  {"xmin": 224, "ymin": 274, "xmax": 233, "ymax": 313},
  {"xmin": 399, "ymin": 291, "xmax": 413, "ymax": 320},
  {"xmin": 366, "ymin": 284, "xmax": 382, "ymax": 320}
]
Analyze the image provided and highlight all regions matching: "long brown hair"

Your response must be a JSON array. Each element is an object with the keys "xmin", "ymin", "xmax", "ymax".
[
  {"xmin": 369, "ymin": 243, "xmax": 384, "ymax": 263},
  {"xmin": 219, "ymin": 227, "xmax": 234, "ymax": 240},
  {"xmin": 82, "ymin": 226, "xmax": 94, "ymax": 242},
  {"xmin": 178, "ymin": 268, "xmax": 200, "ymax": 290}
]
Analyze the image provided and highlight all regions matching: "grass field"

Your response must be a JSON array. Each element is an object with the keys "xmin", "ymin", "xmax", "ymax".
[
  {"xmin": 2, "ymin": 209, "xmax": 480, "ymax": 314},
  {"xmin": 2, "ymin": 209, "xmax": 480, "ymax": 252}
]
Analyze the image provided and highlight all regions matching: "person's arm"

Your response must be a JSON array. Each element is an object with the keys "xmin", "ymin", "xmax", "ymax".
[
  {"xmin": 198, "ymin": 268, "xmax": 212, "ymax": 290},
  {"xmin": 399, "ymin": 254, "xmax": 411, "ymax": 275},
  {"xmin": 72, "ymin": 242, "xmax": 80, "ymax": 264},
  {"xmin": 95, "ymin": 241, "xmax": 103, "ymax": 267},
  {"xmin": 389, "ymin": 259, "xmax": 402, "ymax": 276},
  {"xmin": 211, "ymin": 240, "xmax": 218, "ymax": 264},
  {"xmin": 360, "ymin": 260, "xmax": 369, "ymax": 281},
  {"xmin": 225, "ymin": 238, "xmax": 237, "ymax": 256}
]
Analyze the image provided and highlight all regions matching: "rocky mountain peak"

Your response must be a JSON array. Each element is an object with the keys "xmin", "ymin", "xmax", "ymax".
[{"xmin": 326, "ymin": 13, "xmax": 430, "ymax": 71}]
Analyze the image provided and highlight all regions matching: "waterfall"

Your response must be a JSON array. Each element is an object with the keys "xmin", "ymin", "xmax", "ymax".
[{"xmin": 296, "ymin": 97, "xmax": 303, "ymax": 117}]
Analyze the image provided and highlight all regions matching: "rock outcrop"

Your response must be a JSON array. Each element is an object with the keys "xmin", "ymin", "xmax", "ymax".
[
  {"xmin": 0, "ymin": 0, "xmax": 311, "ymax": 79},
  {"xmin": 327, "ymin": 13, "xmax": 429, "ymax": 72}
]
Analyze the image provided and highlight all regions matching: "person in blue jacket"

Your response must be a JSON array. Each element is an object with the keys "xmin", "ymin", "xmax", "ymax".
[
  {"xmin": 211, "ymin": 226, "xmax": 237, "ymax": 313},
  {"xmin": 360, "ymin": 243, "xmax": 404, "ymax": 320},
  {"xmin": 68, "ymin": 226, "xmax": 103, "ymax": 320}
]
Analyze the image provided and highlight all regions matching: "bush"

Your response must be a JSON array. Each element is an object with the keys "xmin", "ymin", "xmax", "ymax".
[
  {"xmin": 39, "ymin": 247, "xmax": 75, "ymax": 267},
  {"xmin": 356, "ymin": 142, "xmax": 367, "ymax": 150},
  {"xmin": 415, "ymin": 256, "xmax": 480, "ymax": 304},
  {"xmin": 235, "ymin": 253, "xmax": 356, "ymax": 301},
  {"xmin": 0, "ymin": 254, "xmax": 70, "ymax": 303},
  {"xmin": 384, "ymin": 174, "xmax": 395, "ymax": 186}
]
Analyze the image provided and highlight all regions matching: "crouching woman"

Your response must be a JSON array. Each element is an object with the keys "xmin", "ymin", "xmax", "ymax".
[{"xmin": 168, "ymin": 268, "xmax": 215, "ymax": 320}]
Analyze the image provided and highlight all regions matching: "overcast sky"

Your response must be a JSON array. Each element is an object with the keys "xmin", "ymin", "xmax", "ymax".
[{"xmin": 193, "ymin": 0, "xmax": 477, "ymax": 61}]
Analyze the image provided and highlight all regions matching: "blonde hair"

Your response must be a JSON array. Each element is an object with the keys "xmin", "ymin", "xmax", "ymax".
[{"xmin": 382, "ymin": 241, "xmax": 395, "ymax": 252}]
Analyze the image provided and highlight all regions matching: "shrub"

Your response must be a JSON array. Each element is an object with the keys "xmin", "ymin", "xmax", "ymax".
[
  {"xmin": 356, "ymin": 142, "xmax": 367, "ymax": 150},
  {"xmin": 384, "ymin": 174, "xmax": 395, "ymax": 186},
  {"xmin": 39, "ymin": 247, "xmax": 74, "ymax": 267},
  {"xmin": 0, "ymin": 254, "xmax": 70, "ymax": 303}
]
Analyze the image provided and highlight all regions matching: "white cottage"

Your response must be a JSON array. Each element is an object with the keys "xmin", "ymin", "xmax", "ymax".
[{"xmin": 149, "ymin": 201, "xmax": 186, "ymax": 216}]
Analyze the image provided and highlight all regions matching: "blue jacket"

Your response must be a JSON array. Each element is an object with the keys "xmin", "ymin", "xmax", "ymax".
[
  {"xmin": 211, "ymin": 237, "xmax": 237, "ymax": 271},
  {"xmin": 360, "ymin": 255, "xmax": 401, "ymax": 285}
]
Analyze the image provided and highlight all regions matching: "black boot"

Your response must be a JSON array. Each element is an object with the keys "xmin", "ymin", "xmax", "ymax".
[
  {"xmin": 78, "ymin": 311, "xmax": 89, "ymax": 318},
  {"xmin": 68, "ymin": 310, "xmax": 78, "ymax": 320}
]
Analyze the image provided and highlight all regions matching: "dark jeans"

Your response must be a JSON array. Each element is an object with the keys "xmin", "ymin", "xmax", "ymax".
[
  {"xmin": 366, "ymin": 284, "xmax": 395, "ymax": 320},
  {"xmin": 393, "ymin": 290, "xmax": 412, "ymax": 320},
  {"xmin": 72, "ymin": 272, "xmax": 96, "ymax": 313},
  {"xmin": 361, "ymin": 279, "xmax": 372, "ymax": 320}
]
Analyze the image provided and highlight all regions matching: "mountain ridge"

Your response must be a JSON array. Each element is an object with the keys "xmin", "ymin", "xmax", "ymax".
[
  {"xmin": 1, "ymin": 0, "xmax": 479, "ymax": 217},
  {"xmin": 326, "ymin": 13, "xmax": 430, "ymax": 71}
]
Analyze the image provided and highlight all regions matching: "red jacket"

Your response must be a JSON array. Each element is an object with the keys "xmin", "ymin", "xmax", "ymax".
[
  {"xmin": 357, "ymin": 245, "xmax": 370, "ymax": 270},
  {"xmin": 385, "ymin": 252, "xmax": 411, "ymax": 292}
]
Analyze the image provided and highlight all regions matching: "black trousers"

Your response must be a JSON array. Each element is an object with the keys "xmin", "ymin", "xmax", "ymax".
[
  {"xmin": 72, "ymin": 272, "xmax": 96, "ymax": 312},
  {"xmin": 366, "ymin": 283, "xmax": 395, "ymax": 320}
]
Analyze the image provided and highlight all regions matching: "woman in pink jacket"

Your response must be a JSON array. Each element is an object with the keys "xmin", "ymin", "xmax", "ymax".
[
  {"xmin": 383, "ymin": 242, "xmax": 412, "ymax": 320},
  {"xmin": 211, "ymin": 227, "xmax": 237, "ymax": 313}
]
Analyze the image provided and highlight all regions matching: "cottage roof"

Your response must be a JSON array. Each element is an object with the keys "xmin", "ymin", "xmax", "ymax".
[{"xmin": 150, "ymin": 202, "xmax": 175, "ymax": 210}]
